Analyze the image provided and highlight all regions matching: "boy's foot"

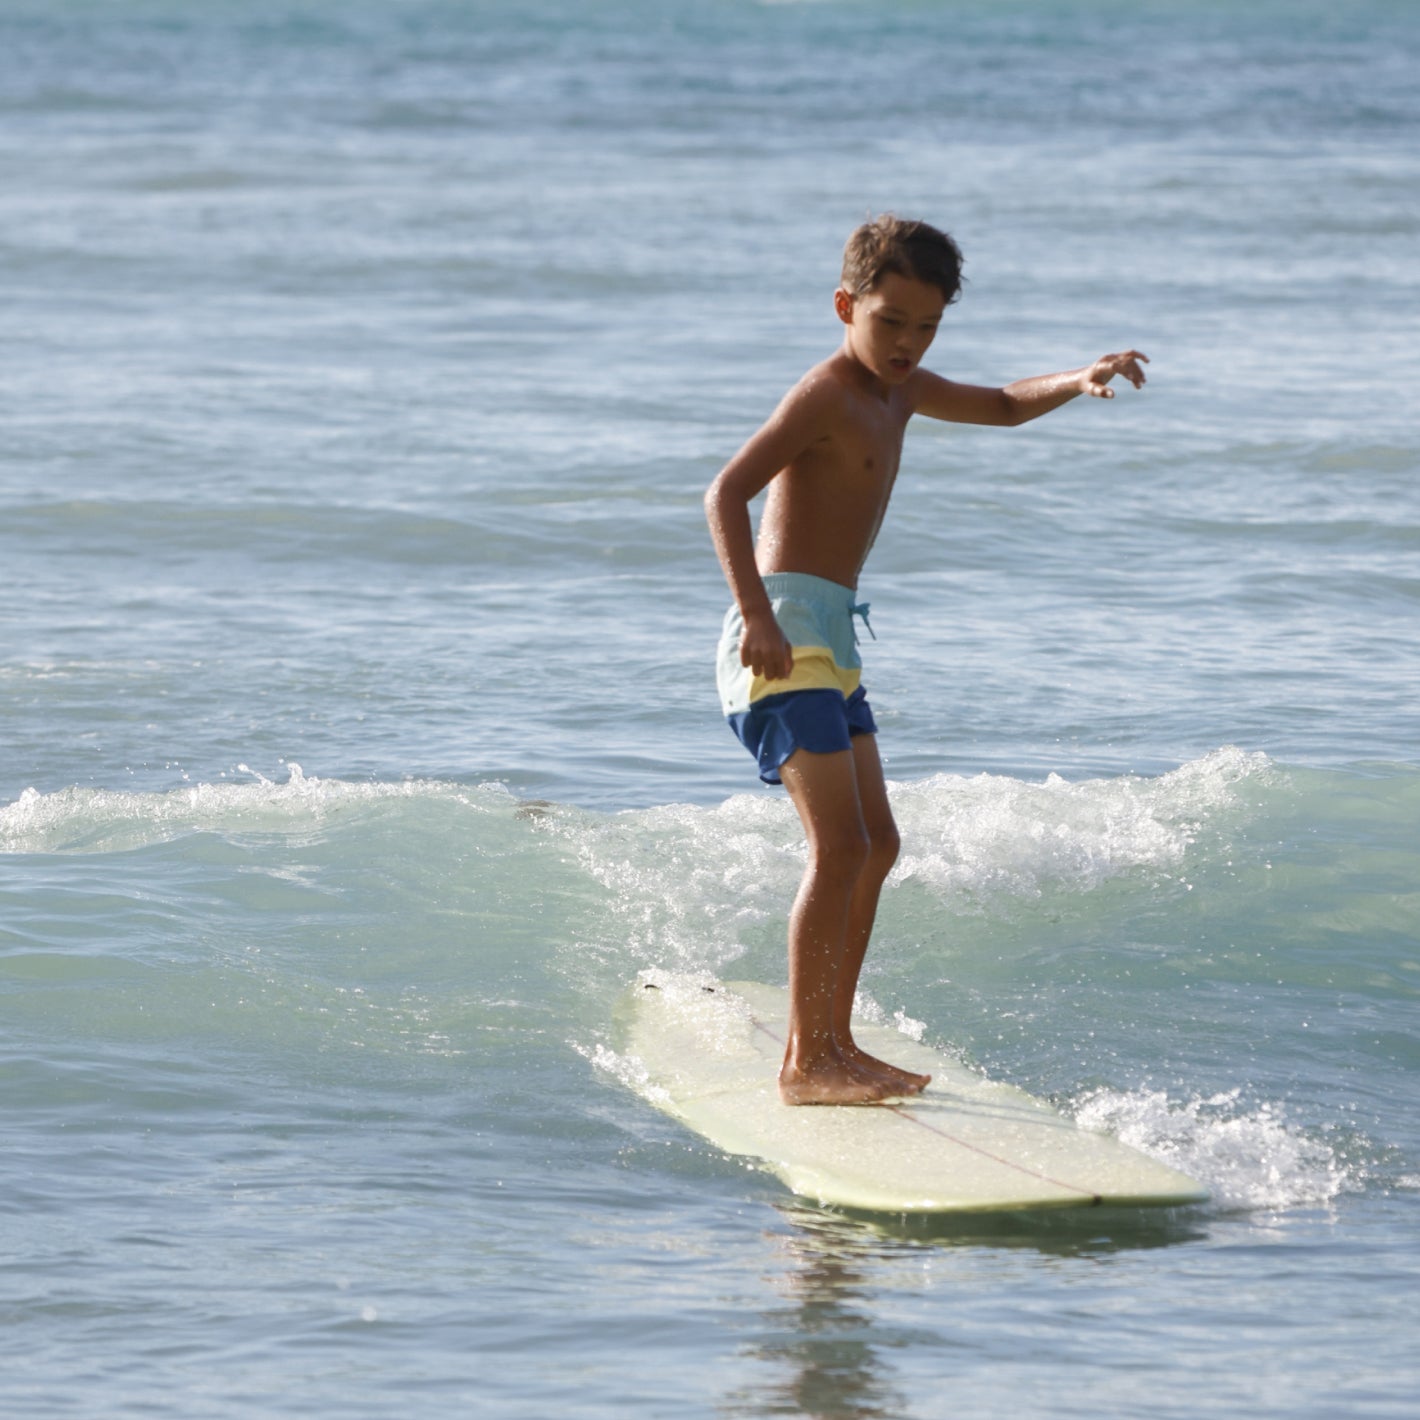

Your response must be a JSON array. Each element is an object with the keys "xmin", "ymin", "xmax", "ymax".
[
  {"xmin": 842, "ymin": 1043, "xmax": 931, "ymax": 1098},
  {"xmin": 779, "ymin": 1053, "xmax": 900, "ymax": 1106},
  {"xmin": 778, "ymin": 1037, "xmax": 932, "ymax": 1104}
]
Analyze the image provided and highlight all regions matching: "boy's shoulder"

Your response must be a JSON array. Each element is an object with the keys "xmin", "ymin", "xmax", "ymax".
[{"xmin": 777, "ymin": 350, "xmax": 876, "ymax": 423}]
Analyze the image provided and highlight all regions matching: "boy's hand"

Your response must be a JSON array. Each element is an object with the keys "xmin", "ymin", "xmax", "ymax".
[
  {"xmin": 740, "ymin": 609, "xmax": 794, "ymax": 681},
  {"xmin": 1080, "ymin": 350, "xmax": 1149, "ymax": 398}
]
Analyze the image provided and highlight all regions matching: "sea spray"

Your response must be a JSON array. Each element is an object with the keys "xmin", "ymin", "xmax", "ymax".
[
  {"xmin": 888, "ymin": 746, "xmax": 1271, "ymax": 904},
  {"xmin": 557, "ymin": 748, "xmax": 1273, "ymax": 981},
  {"xmin": 1072, "ymin": 1087, "xmax": 1362, "ymax": 1211}
]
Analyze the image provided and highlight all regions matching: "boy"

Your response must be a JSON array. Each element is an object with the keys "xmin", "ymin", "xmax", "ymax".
[{"xmin": 705, "ymin": 215, "xmax": 1147, "ymax": 1105}]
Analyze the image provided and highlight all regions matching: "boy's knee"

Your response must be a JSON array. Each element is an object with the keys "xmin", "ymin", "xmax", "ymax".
[
  {"xmin": 870, "ymin": 822, "xmax": 901, "ymax": 873},
  {"xmin": 809, "ymin": 822, "xmax": 871, "ymax": 877}
]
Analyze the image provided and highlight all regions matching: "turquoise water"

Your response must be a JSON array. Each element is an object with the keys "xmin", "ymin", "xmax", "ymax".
[{"xmin": 2, "ymin": 2, "xmax": 1418, "ymax": 1415}]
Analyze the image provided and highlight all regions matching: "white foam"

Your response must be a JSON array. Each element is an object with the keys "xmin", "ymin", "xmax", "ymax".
[
  {"xmin": 890, "ymin": 746, "xmax": 1271, "ymax": 903},
  {"xmin": 0, "ymin": 767, "xmax": 518, "ymax": 854},
  {"xmin": 562, "ymin": 749, "xmax": 1272, "ymax": 974},
  {"xmin": 1072, "ymin": 1085, "xmax": 1359, "ymax": 1211},
  {"xmin": 578, "ymin": 970, "xmax": 757, "ymax": 1107},
  {"xmin": 560, "ymin": 795, "xmax": 806, "ymax": 974},
  {"xmin": 579, "ymin": 1040, "xmax": 673, "ymax": 1109},
  {"xmin": 845, "ymin": 990, "xmax": 928, "ymax": 1044}
]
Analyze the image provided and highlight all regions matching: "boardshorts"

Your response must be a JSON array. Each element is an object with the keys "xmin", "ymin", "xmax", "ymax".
[{"xmin": 716, "ymin": 571, "xmax": 878, "ymax": 785}]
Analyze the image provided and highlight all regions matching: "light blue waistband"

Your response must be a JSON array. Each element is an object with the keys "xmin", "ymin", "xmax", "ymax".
[
  {"xmin": 759, "ymin": 570, "xmax": 856, "ymax": 602},
  {"xmin": 758, "ymin": 572, "xmax": 875, "ymax": 641}
]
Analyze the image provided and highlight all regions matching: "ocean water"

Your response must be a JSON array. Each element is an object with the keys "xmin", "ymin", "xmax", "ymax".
[{"xmin": 2, "ymin": 0, "xmax": 1418, "ymax": 1415}]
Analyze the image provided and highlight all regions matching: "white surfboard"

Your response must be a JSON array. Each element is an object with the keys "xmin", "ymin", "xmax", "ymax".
[{"xmin": 622, "ymin": 975, "xmax": 1207, "ymax": 1213}]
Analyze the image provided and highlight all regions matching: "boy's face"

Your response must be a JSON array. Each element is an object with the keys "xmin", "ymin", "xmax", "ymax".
[{"xmin": 835, "ymin": 272, "xmax": 946, "ymax": 385}]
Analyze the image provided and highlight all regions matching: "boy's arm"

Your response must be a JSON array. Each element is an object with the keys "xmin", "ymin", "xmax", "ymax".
[
  {"xmin": 704, "ymin": 380, "xmax": 834, "ymax": 681},
  {"xmin": 910, "ymin": 350, "xmax": 1149, "ymax": 426}
]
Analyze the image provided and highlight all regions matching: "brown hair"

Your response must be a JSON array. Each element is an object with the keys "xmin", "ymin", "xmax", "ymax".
[{"xmin": 841, "ymin": 215, "xmax": 964, "ymax": 305}]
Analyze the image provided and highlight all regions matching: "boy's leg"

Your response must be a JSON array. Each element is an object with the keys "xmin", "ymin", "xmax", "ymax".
[
  {"xmin": 777, "ymin": 746, "xmax": 889, "ymax": 1104},
  {"xmin": 777, "ymin": 742, "xmax": 928, "ymax": 1103},
  {"xmin": 832, "ymin": 734, "xmax": 930, "ymax": 1094}
]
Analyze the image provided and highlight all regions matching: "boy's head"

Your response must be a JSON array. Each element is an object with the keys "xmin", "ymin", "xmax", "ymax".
[{"xmin": 840, "ymin": 215, "xmax": 964, "ymax": 307}]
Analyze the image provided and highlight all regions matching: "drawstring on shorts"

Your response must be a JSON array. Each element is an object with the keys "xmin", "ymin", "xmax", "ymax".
[{"xmin": 849, "ymin": 600, "xmax": 875, "ymax": 644}]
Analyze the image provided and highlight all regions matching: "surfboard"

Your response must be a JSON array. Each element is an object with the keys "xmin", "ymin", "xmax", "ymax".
[{"xmin": 622, "ymin": 974, "xmax": 1208, "ymax": 1213}]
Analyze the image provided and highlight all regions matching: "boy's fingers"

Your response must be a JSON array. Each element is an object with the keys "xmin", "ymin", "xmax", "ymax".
[
  {"xmin": 741, "ymin": 637, "xmax": 793, "ymax": 680},
  {"xmin": 1117, "ymin": 351, "xmax": 1148, "ymax": 386},
  {"xmin": 1088, "ymin": 352, "xmax": 1147, "ymax": 396},
  {"xmin": 764, "ymin": 647, "xmax": 793, "ymax": 680}
]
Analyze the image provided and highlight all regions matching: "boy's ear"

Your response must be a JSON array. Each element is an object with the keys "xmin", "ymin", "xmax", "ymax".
[{"xmin": 833, "ymin": 287, "xmax": 855, "ymax": 325}]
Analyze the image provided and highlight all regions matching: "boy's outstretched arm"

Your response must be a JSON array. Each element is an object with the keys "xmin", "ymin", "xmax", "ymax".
[{"xmin": 911, "ymin": 350, "xmax": 1149, "ymax": 426}]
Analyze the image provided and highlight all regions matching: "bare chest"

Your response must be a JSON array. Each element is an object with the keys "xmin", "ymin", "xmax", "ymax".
[{"xmin": 824, "ymin": 391, "xmax": 911, "ymax": 501}]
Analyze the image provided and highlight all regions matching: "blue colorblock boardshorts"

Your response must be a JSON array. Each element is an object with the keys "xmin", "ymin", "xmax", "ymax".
[{"xmin": 716, "ymin": 571, "xmax": 878, "ymax": 785}]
